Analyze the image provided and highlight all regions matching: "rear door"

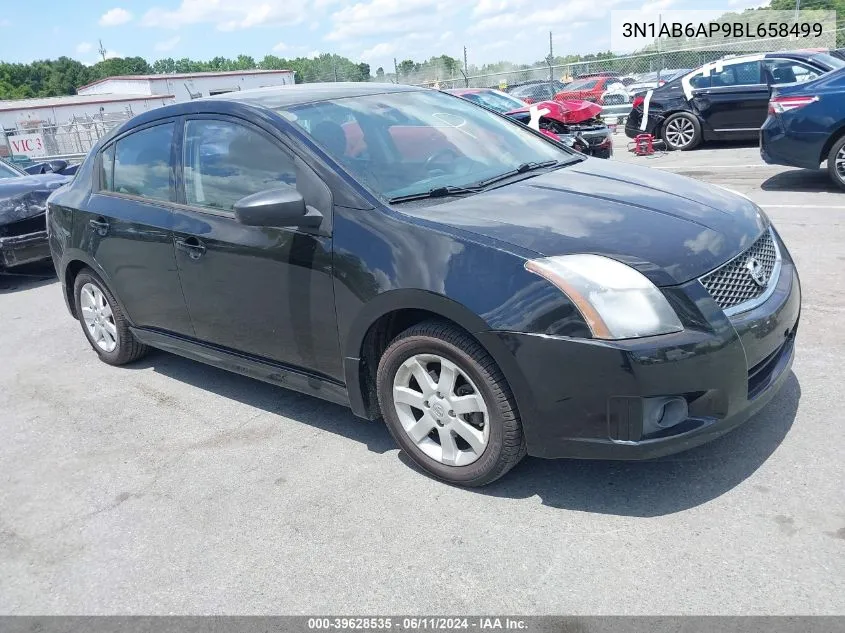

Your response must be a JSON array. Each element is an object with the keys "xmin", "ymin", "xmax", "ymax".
[
  {"xmin": 81, "ymin": 120, "xmax": 194, "ymax": 336},
  {"xmin": 690, "ymin": 60, "xmax": 769, "ymax": 133},
  {"xmin": 170, "ymin": 115, "xmax": 342, "ymax": 380}
]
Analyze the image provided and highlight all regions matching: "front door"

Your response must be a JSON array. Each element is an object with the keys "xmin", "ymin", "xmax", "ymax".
[
  {"xmin": 82, "ymin": 120, "xmax": 194, "ymax": 336},
  {"xmin": 690, "ymin": 60, "xmax": 769, "ymax": 134},
  {"xmin": 171, "ymin": 116, "xmax": 342, "ymax": 381}
]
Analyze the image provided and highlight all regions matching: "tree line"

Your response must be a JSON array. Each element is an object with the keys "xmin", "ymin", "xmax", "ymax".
[{"xmin": 0, "ymin": 53, "xmax": 373, "ymax": 101}]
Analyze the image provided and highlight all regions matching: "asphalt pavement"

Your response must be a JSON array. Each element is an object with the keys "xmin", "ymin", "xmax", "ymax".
[{"xmin": 1, "ymin": 138, "xmax": 843, "ymax": 614}]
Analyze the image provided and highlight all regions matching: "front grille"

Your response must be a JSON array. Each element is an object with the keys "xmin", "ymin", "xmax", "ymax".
[
  {"xmin": 603, "ymin": 94, "xmax": 627, "ymax": 105},
  {"xmin": 699, "ymin": 229, "xmax": 779, "ymax": 312}
]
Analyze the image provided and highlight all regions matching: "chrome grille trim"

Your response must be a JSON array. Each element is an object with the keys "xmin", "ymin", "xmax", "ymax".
[{"xmin": 699, "ymin": 228, "xmax": 782, "ymax": 317}]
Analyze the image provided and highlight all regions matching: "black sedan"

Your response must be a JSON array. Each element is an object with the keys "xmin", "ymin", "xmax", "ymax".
[
  {"xmin": 47, "ymin": 83, "xmax": 800, "ymax": 486},
  {"xmin": 1, "ymin": 158, "xmax": 72, "ymax": 270},
  {"xmin": 626, "ymin": 51, "xmax": 843, "ymax": 150}
]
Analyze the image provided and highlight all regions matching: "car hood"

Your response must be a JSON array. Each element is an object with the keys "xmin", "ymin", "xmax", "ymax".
[
  {"xmin": 402, "ymin": 158, "xmax": 767, "ymax": 286},
  {"xmin": 0, "ymin": 173, "xmax": 70, "ymax": 224}
]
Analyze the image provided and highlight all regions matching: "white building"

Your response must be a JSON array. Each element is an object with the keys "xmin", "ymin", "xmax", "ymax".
[
  {"xmin": 0, "ymin": 93, "xmax": 175, "ymax": 131},
  {"xmin": 76, "ymin": 69, "xmax": 296, "ymax": 102},
  {"xmin": 0, "ymin": 69, "xmax": 295, "ymax": 158}
]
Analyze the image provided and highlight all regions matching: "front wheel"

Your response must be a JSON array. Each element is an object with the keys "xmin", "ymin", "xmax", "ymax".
[
  {"xmin": 827, "ymin": 134, "xmax": 845, "ymax": 191},
  {"xmin": 73, "ymin": 269, "xmax": 149, "ymax": 365},
  {"xmin": 376, "ymin": 321, "xmax": 525, "ymax": 486},
  {"xmin": 661, "ymin": 112, "xmax": 702, "ymax": 151}
]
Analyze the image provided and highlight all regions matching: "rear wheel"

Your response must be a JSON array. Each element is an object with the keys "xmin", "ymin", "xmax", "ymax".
[
  {"xmin": 73, "ymin": 269, "xmax": 148, "ymax": 365},
  {"xmin": 661, "ymin": 112, "xmax": 702, "ymax": 151},
  {"xmin": 376, "ymin": 321, "xmax": 525, "ymax": 486},
  {"xmin": 827, "ymin": 134, "xmax": 845, "ymax": 191}
]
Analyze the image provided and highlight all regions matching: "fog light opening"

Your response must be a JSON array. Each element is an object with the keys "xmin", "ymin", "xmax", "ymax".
[{"xmin": 642, "ymin": 396, "xmax": 689, "ymax": 436}]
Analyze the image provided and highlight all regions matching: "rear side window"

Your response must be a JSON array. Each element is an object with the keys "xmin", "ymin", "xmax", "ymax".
[
  {"xmin": 710, "ymin": 61, "xmax": 761, "ymax": 87},
  {"xmin": 182, "ymin": 119, "xmax": 296, "ymax": 213},
  {"xmin": 110, "ymin": 123, "xmax": 174, "ymax": 202}
]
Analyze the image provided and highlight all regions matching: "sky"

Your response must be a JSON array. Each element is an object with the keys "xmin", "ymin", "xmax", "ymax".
[{"xmin": 0, "ymin": 0, "xmax": 771, "ymax": 71}]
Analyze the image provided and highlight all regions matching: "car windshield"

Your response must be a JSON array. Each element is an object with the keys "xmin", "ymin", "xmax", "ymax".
[
  {"xmin": 457, "ymin": 90, "xmax": 525, "ymax": 113},
  {"xmin": 562, "ymin": 79, "xmax": 597, "ymax": 91},
  {"xmin": 0, "ymin": 159, "xmax": 24, "ymax": 179},
  {"xmin": 264, "ymin": 89, "xmax": 576, "ymax": 200}
]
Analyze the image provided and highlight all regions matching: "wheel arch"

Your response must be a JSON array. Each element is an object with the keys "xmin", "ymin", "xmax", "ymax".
[
  {"xmin": 62, "ymin": 253, "xmax": 130, "ymax": 322},
  {"xmin": 343, "ymin": 290, "xmax": 530, "ymax": 423},
  {"xmin": 820, "ymin": 124, "xmax": 845, "ymax": 165}
]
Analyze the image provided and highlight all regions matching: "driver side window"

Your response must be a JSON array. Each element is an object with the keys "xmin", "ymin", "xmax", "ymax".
[{"xmin": 182, "ymin": 119, "xmax": 296, "ymax": 213}]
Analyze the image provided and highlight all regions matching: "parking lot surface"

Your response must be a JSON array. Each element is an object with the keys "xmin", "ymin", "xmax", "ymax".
[{"xmin": 1, "ymin": 138, "xmax": 844, "ymax": 615}]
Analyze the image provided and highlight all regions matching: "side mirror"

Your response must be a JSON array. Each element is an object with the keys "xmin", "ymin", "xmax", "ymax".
[
  {"xmin": 233, "ymin": 186, "xmax": 323, "ymax": 229},
  {"xmin": 48, "ymin": 159, "xmax": 68, "ymax": 174}
]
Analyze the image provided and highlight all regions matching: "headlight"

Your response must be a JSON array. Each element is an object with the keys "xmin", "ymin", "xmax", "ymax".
[{"xmin": 524, "ymin": 254, "xmax": 683, "ymax": 339}]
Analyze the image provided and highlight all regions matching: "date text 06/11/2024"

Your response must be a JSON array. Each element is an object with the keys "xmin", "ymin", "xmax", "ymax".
[
  {"xmin": 306, "ymin": 617, "xmax": 529, "ymax": 630},
  {"xmin": 621, "ymin": 21, "xmax": 824, "ymax": 39}
]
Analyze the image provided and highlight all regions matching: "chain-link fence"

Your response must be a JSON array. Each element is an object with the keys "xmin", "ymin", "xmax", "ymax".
[
  {"xmin": 1, "ymin": 110, "xmax": 134, "ymax": 163},
  {"xmin": 410, "ymin": 36, "xmax": 839, "ymax": 91}
]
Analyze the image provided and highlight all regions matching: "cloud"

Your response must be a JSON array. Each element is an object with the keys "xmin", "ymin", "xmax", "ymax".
[
  {"xmin": 325, "ymin": 0, "xmax": 458, "ymax": 41},
  {"xmin": 76, "ymin": 42, "xmax": 93, "ymax": 54},
  {"xmin": 272, "ymin": 42, "xmax": 288, "ymax": 52},
  {"xmin": 306, "ymin": 49, "xmax": 322, "ymax": 58},
  {"xmin": 360, "ymin": 42, "xmax": 397, "ymax": 60},
  {"xmin": 473, "ymin": 0, "xmax": 515, "ymax": 16},
  {"xmin": 154, "ymin": 36, "xmax": 180, "ymax": 52},
  {"xmin": 142, "ymin": 0, "xmax": 307, "ymax": 31},
  {"xmin": 99, "ymin": 8, "xmax": 133, "ymax": 26}
]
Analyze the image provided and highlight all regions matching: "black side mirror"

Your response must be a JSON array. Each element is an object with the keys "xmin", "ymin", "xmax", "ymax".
[
  {"xmin": 48, "ymin": 159, "xmax": 68, "ymax": 174},
  {"xmin": 233, "ymin": 186, "xmax": 323, "ymax": 229}
]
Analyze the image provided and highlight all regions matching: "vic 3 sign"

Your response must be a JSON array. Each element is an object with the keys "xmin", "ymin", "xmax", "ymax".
[{"xmin": 9, "ymin": 133, "xmax": 47, "ymax": 158}]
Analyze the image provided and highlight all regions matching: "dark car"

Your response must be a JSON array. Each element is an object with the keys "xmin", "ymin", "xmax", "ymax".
[
  {"xmin": 0, "ymin": 158, "xmax": 72, "ymax": 270},
  {"xmin": 447, "ymin": 88, "xmax": 612, "ymax": 158},
  {"xmin": 761, "ymin": 67, "xmax": 845, "ymax": 189},
  {"xmin": 47, "ymin": 83, "xmax": 800, "ymax": 486},
  {"xmin": 625, "ymin": 51, "xmax": 844, "ymax": 150},
  {"xmin": 505, "ymin": 80, "xmax": 569, "ymax": 104}
]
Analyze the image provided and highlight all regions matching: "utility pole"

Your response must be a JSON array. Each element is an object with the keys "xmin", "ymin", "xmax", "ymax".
[
  {"xmin": 545, "ymin": 31, "xmax": 554, "ymax": 88},
  {"xmin": 98, "ymin": 39, "xmax": 107, "ymax": 62},
  {"xmin": 394, "ymin": 57, "xmax": 399, "ymax": 82},
  {"xmin": 795, "ymin": 0, "xmax": 800, "ymax": 18},
  {"xmin": 463, "ymin": 46, "xmax": 468, "ymax": 76}
]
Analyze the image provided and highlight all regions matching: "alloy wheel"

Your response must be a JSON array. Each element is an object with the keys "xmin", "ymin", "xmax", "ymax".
[
  {"xmin": 80, "ymin": 282, "xmax": 118, "ymax": 353},
  {"xmin": 665, "ymin": 117, "xmax": 695, "ymax": 149},
  {"xmin": 391, "ymin": 353, "xmax": 490, "ymax": 467},
  {"xmin": 835, "ymin": 145, "xmax": 845, "ymax": 181}
]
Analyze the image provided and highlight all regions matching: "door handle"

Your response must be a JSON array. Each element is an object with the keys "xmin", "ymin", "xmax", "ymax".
[
  {"xmin": 89, "ymin": 217, "xmax": 109, "ymax": 236},
  {"xmin": 175, "ymin": 237, "xmax": 206, "ymax": 260}
]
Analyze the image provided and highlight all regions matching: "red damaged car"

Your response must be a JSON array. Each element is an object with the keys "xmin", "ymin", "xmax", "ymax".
[{"xmin": 447, "ymin": 88, "xmax": 613, "ymax": 159}]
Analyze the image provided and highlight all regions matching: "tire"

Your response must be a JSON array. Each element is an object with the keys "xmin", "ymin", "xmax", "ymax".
[
  {"xmin": 73, "ymin": 269, "xmax": 148, "ymax": 366},
  {"xmin": 827, "ymin": 134, "xmax": 845, "ymax": 191},
  {"xmin": 661, "ymin": 112, "xmax": 702, "ymax": 151},
  {"xmin": 376, "ymin": 320, "xmax": 525, "ymax": 487}
]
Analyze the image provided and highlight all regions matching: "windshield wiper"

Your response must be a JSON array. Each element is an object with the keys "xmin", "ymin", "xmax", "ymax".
[
  {"xmin": 388, "ymin": 185, "xmax": 484, "ymax": 204},
  {"xmin": 387, "ymin": 159, "xmax": 575, "ymax": 204},
  {"xmin": 466, "ymin": 159, "xmax": 568, "ymax": 189}
]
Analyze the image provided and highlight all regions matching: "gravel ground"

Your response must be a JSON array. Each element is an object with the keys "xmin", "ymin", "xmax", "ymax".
[{"xmin": 1, "ymin": 138, "xmax": 843, "ymax": 614}]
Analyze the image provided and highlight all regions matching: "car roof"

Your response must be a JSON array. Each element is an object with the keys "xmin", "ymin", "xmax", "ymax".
[
  {"xmin": 94, "ymin": 82, "xmax": 429, "ymax": 149},
  {"xmin": 219, "ymin": 81, "xmax": 424, "ymax": 107}
]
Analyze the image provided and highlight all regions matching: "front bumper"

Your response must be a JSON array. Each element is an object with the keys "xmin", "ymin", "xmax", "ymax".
[
  {"xmin": 479, "ymin": 258, "xmax": 801, "ymax": 460},
  {"xmin": 0, "ymin": 229, "xmax": 50, "ymax": 269}
]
